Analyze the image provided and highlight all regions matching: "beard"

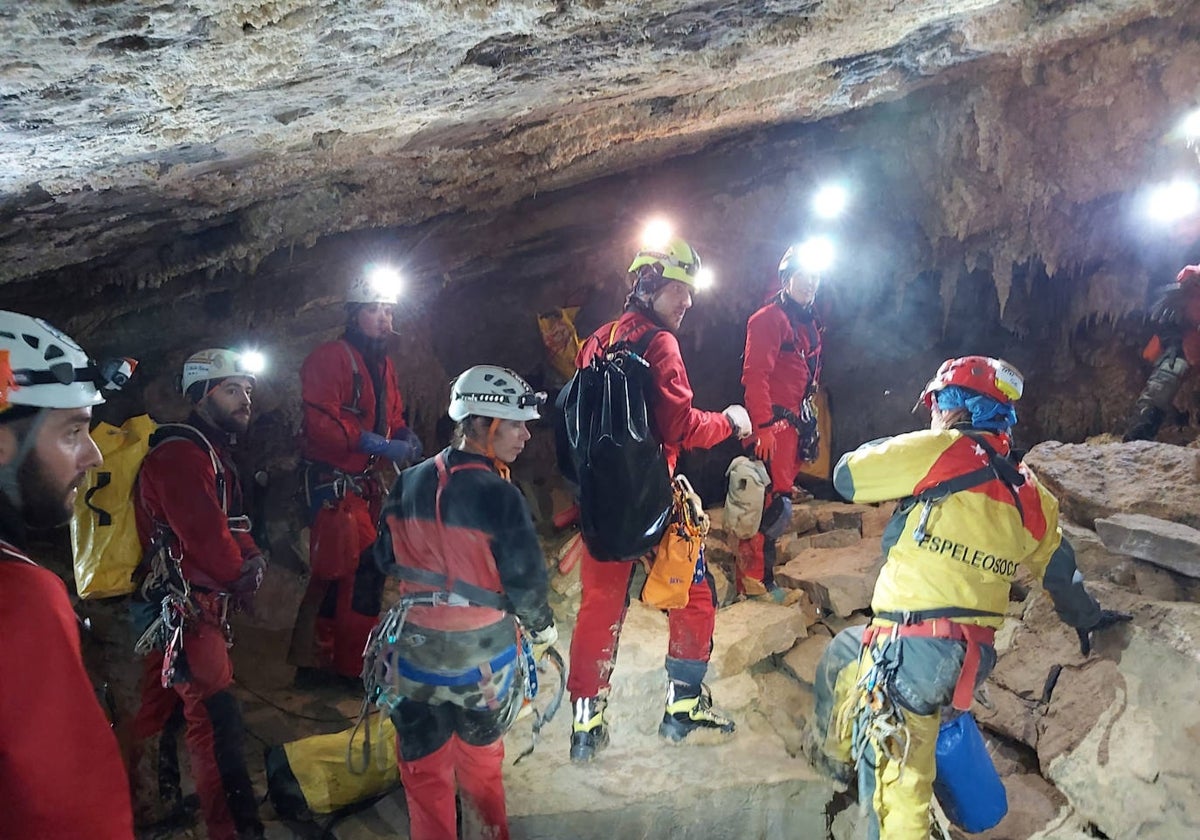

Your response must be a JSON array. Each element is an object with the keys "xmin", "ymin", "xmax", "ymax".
[
  {"xmin": 209, "ymin": 401, "xmax": 251, "ymax": 435},
  {"xmin": 18, "ymin": 449, "xmax": 81, "ymax": 531}
]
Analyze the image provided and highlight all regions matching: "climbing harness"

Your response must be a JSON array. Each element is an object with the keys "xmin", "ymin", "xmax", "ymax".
[
  {"xmin": 836, "ymin": 623, "xmax": 911, "ymax": 775},
  {"xmin": 131, "ymin": 424, "xmax": 250, "ymax": 688},
  {"xmin": 349, "ymin": 449, "xmax": 563, "ymax": 773}
]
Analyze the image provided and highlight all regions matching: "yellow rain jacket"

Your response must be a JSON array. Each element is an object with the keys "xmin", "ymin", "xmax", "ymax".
[{"xmin": 834, "ymin": 428, "xmax": 1061, "ymax": 626}]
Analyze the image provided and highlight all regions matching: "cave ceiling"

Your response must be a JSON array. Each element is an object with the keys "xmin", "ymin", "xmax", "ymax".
[{"xmin": 4, "ymin": 0, "xmax": 1198, "ymax": 300}]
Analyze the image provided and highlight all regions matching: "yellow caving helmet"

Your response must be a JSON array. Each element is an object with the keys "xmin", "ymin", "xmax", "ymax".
[{"xmin": 628, "ymin": 236, "xmax": 702, "ymax": 289}]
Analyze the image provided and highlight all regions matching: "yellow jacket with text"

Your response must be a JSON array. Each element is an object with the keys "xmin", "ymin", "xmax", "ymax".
[{"xmin": 833, "ymin": 428, "xmax": 1060, "ymax": 628}]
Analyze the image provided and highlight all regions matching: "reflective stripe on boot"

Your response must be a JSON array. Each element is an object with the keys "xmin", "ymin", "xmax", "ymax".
[
  {"xmin": 658, "ymin": 683, "xmax": 735, "ymax": 744},
  {"xmin": 569, "ymin": 696, "xmax": 609, "ymax": 764}
]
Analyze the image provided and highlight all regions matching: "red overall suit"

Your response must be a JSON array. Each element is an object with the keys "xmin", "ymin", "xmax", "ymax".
[
  {"xmin": 567, "ymin": 308, "xmax": 733, "ymax": 701},
  {"xmin": 379, "ymin": 448, "xmax": 555, "ymax": 840},
  {"xmin": 294, "ymin": 337, "xmax": 407, "ymax": 678},
  {"xmin": 132, "ymin": 417, "xmax": 264, "ymax": 840},
  {"xmin": 1, "ymin": 537, "xmax": 135, "ymax": 840},
  {"xmin": 738, "ymin": 292, "xmax": 823, "ymax": 594}
]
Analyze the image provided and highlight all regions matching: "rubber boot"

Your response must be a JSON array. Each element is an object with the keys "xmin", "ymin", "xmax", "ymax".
[
  {"xmin": 1123, "ymin": 404, "xmax": 1165, "ymax": 442},
  {"xmin": 1124, "ymin": 347, "xmax": 1187, "ymax": 441},
  {"xmin": 569, "ymin": 696, "xmax": 609, "ymax": 764},
  {"xmin": 658, "ymin": 681, "xmax": 735, "ymax": 744}
]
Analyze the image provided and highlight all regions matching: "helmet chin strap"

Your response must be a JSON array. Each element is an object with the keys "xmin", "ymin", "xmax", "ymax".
[{"xmin": 0, "ymin": 409, "xmax": 49, "ymax": 513}]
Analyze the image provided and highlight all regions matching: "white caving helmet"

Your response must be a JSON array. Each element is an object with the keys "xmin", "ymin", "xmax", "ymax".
[
  {"xmin": 0, "ymin": 311, "xmax": 113, "ymax": 512},
  {"xmin": 182, "ymin": 348, "xmax": 259, "ymax": 403},
  {"xmin": 347, "ymin": 264, "xmax": 403, "ymax": 305},
  {"xmin": 0, "ymin": 311, "xmax": 106, "ymax": 410},
  {"xmin": 448, "ymin": 365, "xmax": 546, "ymax": 422}
]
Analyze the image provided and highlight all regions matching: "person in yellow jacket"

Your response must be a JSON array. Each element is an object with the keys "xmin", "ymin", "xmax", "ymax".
[{"xmin": 810, "ymin": 355, "xmax": 1131, "ymax": 840}]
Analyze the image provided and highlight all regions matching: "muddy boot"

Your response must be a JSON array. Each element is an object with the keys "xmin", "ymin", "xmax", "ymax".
[
  {"xmin": 659, "ymin": 683, "xmax": 735, "ymax": 744},
  {"xmin": 1123, "ymin": 404, "xmax": 1164, "ymax": 442},
  {"xmin": 569, "ymin": 696, "xmax": 609, "ymax": 764},
  {"xmin": 802, "ymin": 727, "xmax": 854, "ymax": 786}
]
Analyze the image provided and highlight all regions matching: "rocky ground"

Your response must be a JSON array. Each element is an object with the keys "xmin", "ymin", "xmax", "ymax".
[{"xmin": 72, "ymin": 438, "xmax": 1200, "ymax": 839}]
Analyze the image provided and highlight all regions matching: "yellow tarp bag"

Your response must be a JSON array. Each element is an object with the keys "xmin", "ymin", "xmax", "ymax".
[
  {"xmin": 796, "ymin": 388, "xmax": 832, "ymax": 481},
  {"xmin": 537, "ymin": 307, "xmax": 583, "ymax": 382},
  {"xmin": 642, "ymin": 475, "xmax": 708, "ymax": 611},
  {"xmin": 71, "ymin": 414, "xmax": 157, "ymax": 599},
  {"xmin": 266, "ymin": 714, "xmax": 400, "ymax": 817}
]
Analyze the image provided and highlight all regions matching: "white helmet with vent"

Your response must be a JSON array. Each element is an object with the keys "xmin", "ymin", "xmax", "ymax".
[
  {"xmin": 0, "ymin": 311, "xmax": 105, "ymax": 410},
  {"xmin": 448, "ymin": 365, "xmax": 545, "ymax": 422}
]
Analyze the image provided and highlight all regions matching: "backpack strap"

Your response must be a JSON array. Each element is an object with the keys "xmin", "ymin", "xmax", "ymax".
[
  {"xmin": 604, "ymin": 322, "xmax": 662, "ymax": 359},
  {"xmin": 913, "ymin": 430, "xmax": 1024, "ymax": 505},
  {"xmin": 339, "ymin": 340, "xmax": 364, "ymax": 418},
  {"xmin": 150, "ymin": 423, "xmax": 228, "ymax": 515},
  {"xmin": 0, "ymin": 539, "xmax": 34, "ymax": 567},
  {"xmin": 905, "ymin": 429, "xmax": 1026, "ymax": 543},
  {"xmin": 432, "ymin": 451, "xmax": 492, "ymax": 527}
]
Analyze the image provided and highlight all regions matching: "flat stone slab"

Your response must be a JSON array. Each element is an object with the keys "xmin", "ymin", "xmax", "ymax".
[
  {"xmin": 1094, "ymin": 513, "xmax": 1200, "ymax": 579},
  {"xmin": 1026, "ymin": 441, "xmax": 1200, "ymax": 530},
  {"xmin": 709, "ymin": 600, "xmax": 809, "ymax": 679},
  {"xmin": 775, "ymin": 543, "xmax": 883, "ymax": 617}
]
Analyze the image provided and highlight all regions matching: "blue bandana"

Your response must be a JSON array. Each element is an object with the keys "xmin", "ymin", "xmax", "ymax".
[{"xmin": 935, "ymin": 385, "xmax": 1017, "ymax": 431}]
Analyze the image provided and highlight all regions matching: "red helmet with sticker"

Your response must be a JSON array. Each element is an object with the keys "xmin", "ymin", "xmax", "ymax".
[{"xmin": 918, "ymin": 356, "xmax": 1024, "ymax": 409}]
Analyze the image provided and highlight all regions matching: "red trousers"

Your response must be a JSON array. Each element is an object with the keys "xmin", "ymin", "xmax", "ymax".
[
  {"xmin": 736, "ymin": 533, "xmax": 767, "ymax": 595},
  {"xmin": 131, "ymin": 621, "xmax": 259, "ymax": 840},
  {"xmin": 398, "ymin": 735, "xmax": 508, "ymax": 840},
  {"xmin": 765, "ymin": 423, "xmax": 800, "ymax": 495},
  {"xmin": 567, "ymin": 545, "xmax": 716, "ymax": 699},
  {"xmin": 735, "ymin": 425, "xmax": 801, "ymax": 593},
  {"xmin": 298, "ymin": 547, "xmax": 386, "ymax": 678}
]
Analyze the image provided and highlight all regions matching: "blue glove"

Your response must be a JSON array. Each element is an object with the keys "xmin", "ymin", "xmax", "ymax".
[
  {"xmin": 358, "ymin": 431, "xmax": 418, "ymax": 464},
  {"xmin": 393, "ymin": 426, "xmax": 424, "ymax": 462}
]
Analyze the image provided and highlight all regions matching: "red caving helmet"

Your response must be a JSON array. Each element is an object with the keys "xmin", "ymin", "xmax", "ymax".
[{"xmin": 917, "ymin": 355, "xmax": 1024, "ymax": 410}]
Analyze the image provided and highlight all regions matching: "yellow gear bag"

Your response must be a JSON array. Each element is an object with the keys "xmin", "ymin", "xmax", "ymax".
[
  {"xmin": 71, "ymin": 414, "xmax": 157, "ymax": 599},
  {"xmin": 642, "ymin": 475, "xmax": 708, "ymax": 611},
  {"xmin": 265, "ymin": 714, "xmax": 400, "ymax": 818},
  {"xmin": 537, "ymin": 307, "xmax": 583, "ymax": 382}
]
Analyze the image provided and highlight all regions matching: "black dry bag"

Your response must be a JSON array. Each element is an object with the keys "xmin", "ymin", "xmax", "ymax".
[{"xmin": 557, "ymin": 328, "xmax": 673, "ymax": 561}]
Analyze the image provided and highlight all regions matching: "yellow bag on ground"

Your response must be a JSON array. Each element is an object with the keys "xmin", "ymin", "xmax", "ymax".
[
  {"xmin": 71, "ymin": 414, "xmax": 157, "ymax": 599},
  {"xmin": 643, "ymin": 475, "xmax": 708, "ymax": 611},
  {"xmin": 265, "ymin": 714, "xmax": 400, "ymax": 817}
]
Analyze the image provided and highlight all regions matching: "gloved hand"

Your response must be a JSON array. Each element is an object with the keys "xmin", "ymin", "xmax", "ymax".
[
  {"xmin": 1076, "ymin": 609, "xmax": 1133, "ymax": 656},
  {"xmin": 723, "ymin": 405, "xmax": 752, "ymax": 440},
  {"xmin": 752, "ymin": 426, "xmax": 776, "ymax": 461},
  {"xmin": 528, "ymin": 622, "xmax": 559, "ymax": 663},
  {"xmin": 1151, "ymin": 285, "xmax": 1187, "ymax": 325},
  {"xmin": 393, "ymin": 426, "xmax": 424, "ymax": 462},
  {"xmin": 358, "ymin": 430, "xmax": 418, "ymax": 464},
  {"xmin": 230, "ymin": 555, "xmax": 267, "ymax": 613}
]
